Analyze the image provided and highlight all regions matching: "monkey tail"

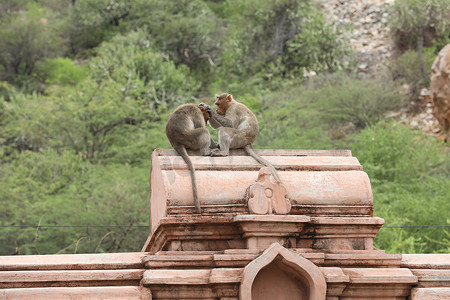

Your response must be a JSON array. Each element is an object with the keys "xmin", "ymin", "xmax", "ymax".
[
  {"xmin": 175, "ymin": 145, "xmax": 202, "ymax": 214},
  {"xmin": 244, "ymin": 145, "xmax": 281, "ymax": 182}
]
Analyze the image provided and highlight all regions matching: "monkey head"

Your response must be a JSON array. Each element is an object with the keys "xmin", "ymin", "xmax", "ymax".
[
  {"xmin": 215, "ymin": 93, "xmax": 233, "ymax": 116},
  {"xmin": 198, "ymin": 104, "xmax": 211, "ymax": 123}
]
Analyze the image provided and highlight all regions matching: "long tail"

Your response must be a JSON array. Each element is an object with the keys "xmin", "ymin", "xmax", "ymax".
[
  {"xmin": 244, "ymin": 145, "xmax": 281, "ymax": 182},
  {"xmin": 175, "ymin": 146, "xmax": 202, "ymax": 214}
]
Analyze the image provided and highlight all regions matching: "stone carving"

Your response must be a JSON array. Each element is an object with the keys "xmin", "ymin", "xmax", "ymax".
[
  {"xmin": 430, "ymin": 44, "xmax": 450, "ymax": 139},
  {"xmin": 240, "ymin": 242, "xmax": 327, "ymax": 300},
  {"xmin": 247, "ymin": 167, "xmax": 291, "ymax": 215}
]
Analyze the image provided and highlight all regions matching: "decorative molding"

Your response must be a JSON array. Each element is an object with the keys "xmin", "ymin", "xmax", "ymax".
[
  {"xmin": 240, "ymin": 243, "xmax": 326, "ymax": 300},
  {"xmin": 247, "ymin": 167, "xmax": 291, "ymax": 215}
]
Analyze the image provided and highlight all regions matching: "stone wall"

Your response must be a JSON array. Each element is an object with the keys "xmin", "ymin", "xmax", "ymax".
[{"xmin": 318, "ymin": 0, "xmax": 393, "ymax": 73}]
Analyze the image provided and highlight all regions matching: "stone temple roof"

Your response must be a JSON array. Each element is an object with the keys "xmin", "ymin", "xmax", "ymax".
[{"xmin": 1, "ymin": 149, "xmax": 449, "ymax": 299}]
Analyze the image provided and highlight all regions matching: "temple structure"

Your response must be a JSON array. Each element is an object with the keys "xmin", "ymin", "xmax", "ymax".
[{"xmin": 1, "ymin": 149, "xmax": 449, "ymax": 299}]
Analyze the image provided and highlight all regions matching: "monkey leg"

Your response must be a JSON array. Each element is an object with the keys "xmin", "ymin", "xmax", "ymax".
[
  {"xmin": 186, "ymin": 127, "xmax": 213, "ymax": 156},
  {"xmin": 209, "ymin": 128, "xmax": 231, "ymax": 156},
  {"xmin": 211, "ymin": 127, "xmax": 250, "ymax": 156}
]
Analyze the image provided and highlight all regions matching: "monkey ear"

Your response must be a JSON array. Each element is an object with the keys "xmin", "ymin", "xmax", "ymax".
[{"xmin": 227, "ymin": 94, "xmax": 233, "ymax": 102}]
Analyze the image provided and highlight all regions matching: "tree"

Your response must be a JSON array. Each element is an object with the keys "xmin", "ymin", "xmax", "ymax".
[
  {"xmin": 0, "ymin": 4, "xmax": 65, "ymax": 83},
  {"xmin": 389, "ymin": 0, "xmax": 450, "ymax": 82},
  {"xmin": 69, "ymin": 0, "xmax": 132, "ymax": 52},
  {"xmin": 123, "ymin": 0, "xmax": 223, "ymax": 79},
  {"xmin": 1, "ymin": 30, "xmax": 198, "ymax": 163}
]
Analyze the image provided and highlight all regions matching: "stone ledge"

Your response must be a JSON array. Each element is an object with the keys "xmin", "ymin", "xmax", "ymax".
[
  {"xmin": 159, "ymin": 155, "xmax": 363, "ymax": 171},
  {"xmin": 142, "ymin": 249, "xmax": 402, "ymax": 269},
  {"xmin": 143, "ymin": 215, "xmax": 385, "ymax": 252},
  {"xmin": 410, "ymin": 287, "xmax": 450, "ymax": 299},
  {"xmin": 0, "ymin": 269, "xmax": 145, "ymax": 289},
  {"xmin": 0, "ymin": 286, "xmax": 152, "ymax": 300},
  {"xmin": 411, "ymin": 269, "xmax": 450, "ymax": 288},
  {"xmin": 402, "ymin": 254, "xmax": 450, "ymax": 269},
  {"xmin": 0, "ymin": 252, "xmax": 147, "ymax": 271},
  {"xmin": 156, "ymin": 148, "xmax": 353, "ymax": 157}
]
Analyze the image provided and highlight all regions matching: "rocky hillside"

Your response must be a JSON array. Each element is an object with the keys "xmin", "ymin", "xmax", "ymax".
[
  {"xmin": 319, "ymin": 0, "xmax": 446, "ymax": 141},
  {"xmin": 318, "ymin": 0, "xmax": 393, "ymax": 73}
]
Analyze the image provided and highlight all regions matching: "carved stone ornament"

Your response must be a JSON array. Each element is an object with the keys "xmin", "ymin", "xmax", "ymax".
[
  {"xmin": 240, "ymin": 242, "xmax": 327, "ymax": 300},
  {"xmin": 247, "ymin": 167, "xmax": 291, "ymax": 215}
]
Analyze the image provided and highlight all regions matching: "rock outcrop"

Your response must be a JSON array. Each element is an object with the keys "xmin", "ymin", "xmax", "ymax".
[
  {"xmin": 430, "ymin": 44, "xmax": 450, "ymax": 140},
  {"xmin": 318, "ymin": 0, "xmax": 393, "ymax": 73}
]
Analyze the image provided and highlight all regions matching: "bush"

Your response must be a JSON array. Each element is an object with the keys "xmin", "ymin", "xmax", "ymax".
[
  {"xmin": 90, "ymin": 29, "xmax": 200, "ymax": 108},
  {"xmin": 69, "ymin": 0, "xmax": 132, "ymax": 52},
  {"xmin": 351, "ymin": 122, "xmax": 450, "ymax": 253},
  {"xmin": 255, "ymin": 83, "xmax": 334, "ymax": 150},
  {"xmin": 310, "ymin": 73, "xmax": 405, "ymax": 129},
  {"xmin": 219, "ymin": 0, "xmax": 351, "ymax": 86},
  {"xmin": 220, "ymin": 0, "xmax": 309, "ymax": 78},
  {"xmin": 124, "ymin": 0, "xmax": 222, "ymax": 78},
  {"xmin": 389, "ymin": 0, "xmax": 450, "ymax": 51},
  {"xmin": 390, "ymin": 48, "xmax": 437, "ymax": 98},
  {"xmin": 37, "ymin": 58, "xmax": 88, "ymax": 86},
  {"xmin": 0, "ymin": 4, "xmax": 66, "ymax": 86},
  {"xmin": 0, "ymin": 149, "xmax": 149, "ymax": 254},
  {"xmin": 1, "ymin": 30, "xmax": 199, "ymax": 163},
  {"xmin": 285, "ymin": 5, "xmax": 352, "ymax": 73}
]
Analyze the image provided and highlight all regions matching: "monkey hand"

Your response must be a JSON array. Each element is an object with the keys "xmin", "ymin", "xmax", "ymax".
[{"xmin": 198, "ymin": 103, "xmax": 212, "ymax": 115}]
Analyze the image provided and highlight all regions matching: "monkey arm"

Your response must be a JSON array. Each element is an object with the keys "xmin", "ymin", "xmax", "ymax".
[{"xmin": 209, "ymin": 112, "xmax": 234, "ymax": 129}]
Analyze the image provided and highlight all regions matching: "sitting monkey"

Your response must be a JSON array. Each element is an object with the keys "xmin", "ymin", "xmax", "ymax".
[
  {"xmin": 199, "ymin": 93, "xmax": 280, "ymax": 182},
  {"xmin": 165, "ymin": 104, "xmax": 216, "ymax": 213}
]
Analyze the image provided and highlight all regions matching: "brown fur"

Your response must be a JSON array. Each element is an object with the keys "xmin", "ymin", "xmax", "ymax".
[
  {"xmin": 166, "ymin": 104, "xmax": 214, "ymax": 213},
  {"xmin": 208, "ymin": 93, "xmax": 281, "ymax": 182}
]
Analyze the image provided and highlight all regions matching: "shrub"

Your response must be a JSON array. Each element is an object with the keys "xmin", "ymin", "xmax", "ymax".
[
  {"xmin": 219, "ymin": 0, "xmax": 351, "ymax": 86},
  {"xmin": 390, "ymin": 48, "xmax": 437, "ymax": 99},
  {"xmin": 389, "ymin": 0, "xmax": 450, "ymax": 51},
  {"xmin": 311, "ymin": 74, "xmax": 405, "ymax": 129},
  {"xmin": 37, "ymin": 58, "xmax": 88, "ymax": 86},
  {"xmin": 0, "ymin": 149, "xmax": 149, "ymax": 254},
  {"xmin": 90, "ymin": 29, "xmax": 200, "ymax": 108},
  {"xmin": 351, "ymin": 122, "xmax": 450, "ymax": 253},
  {"xmin": 123, "ymin": 0, "xmax": 222, "ymax": 77},
  {"xmin": 285, "ymin": 6, "xmax": 352, "ymax": 73},
  {"xmin": 0, "ymin": 4, "xmax": 66, "ymax": 85}
]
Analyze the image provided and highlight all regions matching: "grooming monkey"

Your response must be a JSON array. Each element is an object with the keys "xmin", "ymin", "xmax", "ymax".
[
  {"xmin": 165, "ymin": 104, "xmax": 217, "ymax": 213},
  {"xmin": 199, "ymin": 93, "xmax": 281, "ymax": 182}
]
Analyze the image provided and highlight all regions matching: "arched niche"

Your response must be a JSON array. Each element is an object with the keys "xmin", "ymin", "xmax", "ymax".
[{"xmin": 240, "ymin": 243, "xmax": 326, "ymax": 300}]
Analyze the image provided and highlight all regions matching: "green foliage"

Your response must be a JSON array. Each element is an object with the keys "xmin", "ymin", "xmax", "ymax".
[
  {"xmin": 37, "ymin": 58, "xmax": 88, "ymax": 86},
  {"xmin": 70, "ymin": 0, "xmax": 132, "ymax": 52},
  {"xmin": 1, "ymin": 30, "xmax": 198, "ymax": 164},
  {"xmin": 221, "ymin": 0, "xmax": 307, "ymax": 77},
  {"xmin": 0, "ymin": 150, "xmax": 149, "ymax": 254},
  {"xmin": 91, "ymin": 29, "xmax": 200, "ymax": 108},
  {"xmin": 286, "ymin": 7, "xmax": 352, "ymax": 73},
  {"xmin": 391, "ymin": 48, "xmax": 437, "ymax": 97},
  {"xmin": 219, "ymin": 0, "xmax": 351, "ymax": 87},
  {"xmin": 352, "ymin": 122, "xmax": 447, "ymax": 183},
  {"xmin": 352, "ymin": 122, "xmax": 450, "ymax": 253},
  {"xmin": 389, "ymin": 0, "xmax": 450, "ymax": 50},
  {"xmin": 1, "ymin": 0, "xmax": 448, "ymax": 256},
  {"xmin": 0, "ymin": 4, "xmax": 66, "ymax": 85},
  {"xmin": 124, "ymin": 0, "xmax": 222, "ymax": 77},
  {"xmin": 310, "ymin": 74, "xmax": 405, "ymax": 129},
  {"xmin": 255, "ymin": 83, "xmax": 334, "ymax": 150}
]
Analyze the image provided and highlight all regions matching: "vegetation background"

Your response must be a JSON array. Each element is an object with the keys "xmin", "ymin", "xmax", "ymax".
[{"xmin": 0, "ymin": 0, "xmax": 449, "ymax": 255}]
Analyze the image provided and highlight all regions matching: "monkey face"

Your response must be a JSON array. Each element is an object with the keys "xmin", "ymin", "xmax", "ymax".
[
  {"xmin": 215, "ymin": 93, "xmax": 231, "ymax": 116},
  {"xmin": 200, "ymin": 108, "xmax": 210, "ymax": 122}
]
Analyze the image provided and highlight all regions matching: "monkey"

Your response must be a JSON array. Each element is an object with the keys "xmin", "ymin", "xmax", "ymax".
[
  {"xmin": 199, "ymin": 93, "xmax": 281, "ymax": 182},
  {"xmin": 165, "ymin": 103, "xmax": 217, "ymax": 214}
]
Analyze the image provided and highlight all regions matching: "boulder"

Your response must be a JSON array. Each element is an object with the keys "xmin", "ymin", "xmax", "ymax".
[{"xmin": 430, "ymin": 44, "xmax": 450, "ymax": 139}]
